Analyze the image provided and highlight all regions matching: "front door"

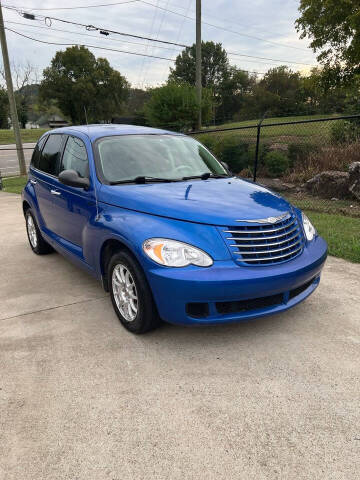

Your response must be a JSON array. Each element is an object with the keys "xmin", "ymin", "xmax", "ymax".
[{"xmin": 49, "ymin": 135, "xmax": 96, "ymax": 250}]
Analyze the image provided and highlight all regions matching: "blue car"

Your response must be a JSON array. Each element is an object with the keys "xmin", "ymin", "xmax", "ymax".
[{"xmin": 22, "ymin": 125, "xmax": 327, "ymax": 333}]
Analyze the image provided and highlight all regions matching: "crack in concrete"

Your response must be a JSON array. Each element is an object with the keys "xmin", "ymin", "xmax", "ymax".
[{"xmin": 0, "ymin": 295, "xmax": 109, "ymax": 322}]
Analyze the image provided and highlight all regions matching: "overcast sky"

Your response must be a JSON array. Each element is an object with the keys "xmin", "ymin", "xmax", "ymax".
[{"xmin": 1, "ymin": 0, "xmax": 317, "ymax": 88}]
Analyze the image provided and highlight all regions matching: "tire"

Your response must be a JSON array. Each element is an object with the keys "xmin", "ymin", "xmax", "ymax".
[
  {"xmin": 108, "ymin": 251, "xmax": 160, "ymax": 334},
  {"xmin": 25, "ymin": 209, "xmax": 54, "ymax": 255}
]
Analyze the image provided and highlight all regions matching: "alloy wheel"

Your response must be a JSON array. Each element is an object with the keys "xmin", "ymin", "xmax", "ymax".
[
  {"xmin": 27, "ymin": 214, "xmax": 38, "ymax": 249},
  {"xmin": 112, "ymin": 263, "xmax": 138, "ymax": 322}
]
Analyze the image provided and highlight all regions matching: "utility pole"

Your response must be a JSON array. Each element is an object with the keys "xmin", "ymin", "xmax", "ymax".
[
  {"xmin": 195, "ymin": 0, "xmax": 202, "ymax": 130},
  {"xmin": 0, "ymin": 1, "xmax": 26, "ymax": 176}
]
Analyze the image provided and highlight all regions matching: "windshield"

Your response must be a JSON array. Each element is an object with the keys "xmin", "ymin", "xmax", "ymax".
[{"xmin": 95, "ymin": 134, "xmax": 227, "ymax": 183}]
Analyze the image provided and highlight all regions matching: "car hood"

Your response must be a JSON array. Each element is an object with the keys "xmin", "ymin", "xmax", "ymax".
[{"xmin": 98, "ymin": 177, "xmax": 291, "ymax": 226}]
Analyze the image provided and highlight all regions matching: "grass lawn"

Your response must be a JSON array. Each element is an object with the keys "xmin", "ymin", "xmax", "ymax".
[
  {"xmin": 216, "ymin": 113, "xmax": 342, "ymax": 130},
  {"xmin": 280, "ymin": 193, "xmax": 360, "ymax": 263},
  {"xmin": 197, "ymin": 113, "xmax": 345, "ymax": 145},
  {"xmin": 2, "ymin": 175, "xmax": 359, "ymax": 263},
  {"xmin": 0, "ymin": 129, "xmax": 47, "ymax": 145},
  {"xmin": 305, "ymin": 212, "xmax": 360, "ymax": 263},
  {"xmin": 285, "ymin": 193, "xmax": 360, "ymax": 218},
  {"xmin": 2, "ymin": 175, "xmax": 27, "ymax": 194}
]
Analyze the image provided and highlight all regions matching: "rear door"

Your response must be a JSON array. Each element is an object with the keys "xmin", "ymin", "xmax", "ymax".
[{"xmin": 30, "ymin": 133, "xmax": 65, "ymax": 234}]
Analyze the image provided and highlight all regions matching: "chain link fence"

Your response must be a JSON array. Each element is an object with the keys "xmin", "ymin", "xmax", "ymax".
[
  {"xmin": 2, "ymin": 114, "xmax": 360, "ymax": 183},
  {"xmin": 189, "ymin": 114, "xmax": 360, "ymax": 182}
]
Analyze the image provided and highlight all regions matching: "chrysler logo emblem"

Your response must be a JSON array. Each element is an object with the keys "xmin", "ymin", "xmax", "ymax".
[
  {"xmin": 267, "ymin": 216, "xmax": 281, "ymax": 224},
  {"xmin": 236, "ymin": 212, "xmax": 290, "ymax": 224}
]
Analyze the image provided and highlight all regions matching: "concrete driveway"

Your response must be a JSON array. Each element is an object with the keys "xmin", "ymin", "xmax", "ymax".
[{"xmin": 1, "ymin": 192, "xmax": 359, "ymax": 480}]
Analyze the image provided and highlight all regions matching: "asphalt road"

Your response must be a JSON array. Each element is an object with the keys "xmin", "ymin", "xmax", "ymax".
[
  {"xmin": 1, "ymin": 192, "xmax": 359, "ymax": 480},
  {"xmin": 0, "ymin": 143, "xmax": 34, "ymax": 177}
]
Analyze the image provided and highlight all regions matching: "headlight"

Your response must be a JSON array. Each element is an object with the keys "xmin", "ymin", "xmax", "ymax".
[
  {"xmin": 143, "ymin": 238, "xmax": 213, "ymax": 267},
  {"xmin": 302, "ymin": 212, "xmax": 316, "ymax": 241}
]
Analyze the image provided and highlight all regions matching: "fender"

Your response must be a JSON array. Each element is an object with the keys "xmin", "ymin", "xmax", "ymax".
[{"xmin": 91, "ymin": 202, "xmax": 233, "ymax": 280}]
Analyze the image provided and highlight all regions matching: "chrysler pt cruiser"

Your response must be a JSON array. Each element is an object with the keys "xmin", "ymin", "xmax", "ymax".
[{"xmin": 22, "ymin": 125, "xmax": 327, "ymax": 333}]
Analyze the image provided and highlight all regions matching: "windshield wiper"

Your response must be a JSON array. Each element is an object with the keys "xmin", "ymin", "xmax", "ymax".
[
  {"xmin": 110, "ymin": 176, "xmax": 178, "ymax": 185},
  {"xmin": 182, "ymin": 173, "xmax": 230, "ymax": 181},
  {"xmin": 110, "ymin": 173, "xmax": 230, "ymax": 185}
]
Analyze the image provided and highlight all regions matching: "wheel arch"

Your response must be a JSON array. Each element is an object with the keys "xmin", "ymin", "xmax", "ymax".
[
  {"xmin": 100, "ymin": 238, "xmax": 138, "ymax": 291},
  {"xmin": 22, "ymin": 200, "xmax": 31, "ymax": 216}
]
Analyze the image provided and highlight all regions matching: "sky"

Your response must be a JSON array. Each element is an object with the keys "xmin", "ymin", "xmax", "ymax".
[{"xmin": 1, "ymin": 0, "xmax": 317, "ymax": 89}]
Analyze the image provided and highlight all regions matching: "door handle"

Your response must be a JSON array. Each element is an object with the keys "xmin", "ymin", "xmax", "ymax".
[
  {"xmin": 30, "ymin": 179, "xmax": 37, "ymax": 185},
  {"xmin": 50, "ymin": 189, "xmax": 61, "ymax": 196}
]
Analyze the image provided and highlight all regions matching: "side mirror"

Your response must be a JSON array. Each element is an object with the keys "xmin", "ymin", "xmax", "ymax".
[
  {"xmin": 221, "ymin": 161, "xmax": 232, "ymax": 174},
  {"xmin": 59, "ymin": 169, "xmax": 90, "ymax": 190}
]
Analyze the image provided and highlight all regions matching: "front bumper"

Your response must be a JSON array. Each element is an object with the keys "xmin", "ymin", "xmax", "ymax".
[{"xmin": 146, "ymin": 236, "xmax": 327, "ymax": 325}]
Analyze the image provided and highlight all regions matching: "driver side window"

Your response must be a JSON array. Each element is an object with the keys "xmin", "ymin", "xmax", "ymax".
[{"xmin": 59, "ymin": 136, "xmax": 89, "ymax": 178}]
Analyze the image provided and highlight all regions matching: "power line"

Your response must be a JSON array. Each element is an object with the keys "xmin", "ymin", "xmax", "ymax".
[
  {"xmin": 2, "ymin": 5, "xmax": 188, "ymax": 47},
  {"xmin": 3, "ymin": 8, "xmax": 315, "ymax": 68},
  {"xmin": 4, "ymin": 19, "xmax": 306, "ymax": 72},
  {"xmin": 3, "ymin": 4, "xmax": 312, "ymax": 57},
  {"xmin": 4, "ymin": 19, "xmax": 182, "ymax": 51},
  {"xmin": 141, "ymin": 0, "xmax": 169, "ymax": 86},
  {"xmin": 137, "ymin": 0, "xmax": 160, "ymax": 87},
  {"xmin": 152, "ymin": 0, "xmax": 304, "ymax": 47},
  {"xmin": 9, "ymin": 0, "xmax": 305, "ymax": 49},
  {"xmin": 8, "ymin": 1, "xmax": 140, "ymax": 11},
  {"xmin": 160, "ymin": 0, "xmax": 191, "ymax": 81},
  {"xmin": 5, "ymin": 27, "xmax": 176, "ymax": 60},
  {"xmin": 4, "ymin": 27, "xmax": 267, "ymax": 76},
  {"xmin": 138, "ymin": 0, "xmax": 311, "ymax": 53},
  {"xmin": 227, "ymin": 52, "xmax": 313, "ymax": 67},
  {"xmin": 5, "ymin": 23, "xmax": 286, "ymax": 70}
]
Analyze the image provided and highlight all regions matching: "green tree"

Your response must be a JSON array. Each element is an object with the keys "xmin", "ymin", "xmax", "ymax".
[
  {"xmin": 123, "ymin": 88, "xmax": 151, "ymax": 115},
  {"xmin": 169, "ymin": 41, "xmax": 255, "ymax": 123},
  {"xmin": 261, "ymin": 66, "xmax": 300, "ymax": 97},
  {"xmin": 242, "ymin": 85, "xmax": 281, "ymax": 119},
  {"xmin": 300, "ymin": 67, "xmax": 349, "ymax": 113},
  {"xmin": 217, "ymin": 66, "xmax": 256, "ymax": 122},
  {"xmin": 259, "ymin": 66, "xmax": 304, "ymax": 115},
  {"xmin": 144, "ymin": 82, "xmax": 213, "ymax": 130},
  {"xmin": 296, "ymin": 0, "xmax": 360, "ymax": 82},
  {"xmin": 40, "ymin": 46, "xmax": 130, "ymax": 123},
  {"xmin": 241, "ymin": 66, "xmax": 305, "ymax": 118},
  {"xmin": 0, "ymin": 87, "xmax": 9, "ymax": 129},
  {"xmin": 169, "ymin": 41, "xmax": 229, "ymax": 93}
]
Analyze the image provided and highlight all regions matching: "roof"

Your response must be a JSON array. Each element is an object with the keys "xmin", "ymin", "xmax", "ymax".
[{"xmin": 47, "ymin": 124, "xmax": 183, "ymax": 141}]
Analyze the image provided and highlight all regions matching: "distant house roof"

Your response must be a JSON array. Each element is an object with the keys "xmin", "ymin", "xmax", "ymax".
[
  {"xmin": 38, "ymin": 114, "xmax": 69, "ymax": 129},
  {"xmin": 48, "ymin": 119, "xmax": 69, "ymax": 128}
]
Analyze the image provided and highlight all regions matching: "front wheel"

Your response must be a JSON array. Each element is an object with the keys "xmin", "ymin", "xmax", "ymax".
[
  {"xmin": 25, "ymin": 209, "xmax": 53, "ymax": 255},
  {"xmin": 109, "ymin": 251, "xmax": 160, "ymax": 334}
]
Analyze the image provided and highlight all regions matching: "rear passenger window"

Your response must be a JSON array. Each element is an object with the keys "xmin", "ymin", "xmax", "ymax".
[
  {"xmin": 38, "ymin": 134, "xmax": 64, "ymax": 175},
  {"xmin": 31, "ymin": 135, "xmax": 47, "ymax": 169},
  {"xmin": 60, "ymin": 136, "xmax": 89, "ymax": 178}
]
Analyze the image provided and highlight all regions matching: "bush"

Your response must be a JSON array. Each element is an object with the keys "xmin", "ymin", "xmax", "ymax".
[
  {"xmin": 287, "ymin": 141, "xmax": 360, "ymax": 183},
  {"xmin": 265, "ymin": 151, "xmax": 289, "ymax": 177},
  {"xmin": 144, "ymin": 82, "xmax": 213, "ymax": 131},
  {"xmin": 249, "ymin": 142, "xmax": 269, "ymax": 163},
  {"xmin": 330, "ymin": 120, "xmax": 360, "ymax": 145},
  {"xmin": 218, "ymin": 138, "xmax": 251, "ymax": 173},
  {"xmin": 195, "ymin": 135, "xmax": 269, "ymax": 174},
  {"xmin": 288, "ymin": 143, "xmax": 318, "ymax": 167},
  {"xmin": 199, "ymin": 135, "xmax": 218, "ymax": 154}
]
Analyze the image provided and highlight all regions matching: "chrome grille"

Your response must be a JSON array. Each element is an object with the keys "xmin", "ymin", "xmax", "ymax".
[{"xmin": 222, "ymin": 212, "xmax": 304, "ymax": 265}]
